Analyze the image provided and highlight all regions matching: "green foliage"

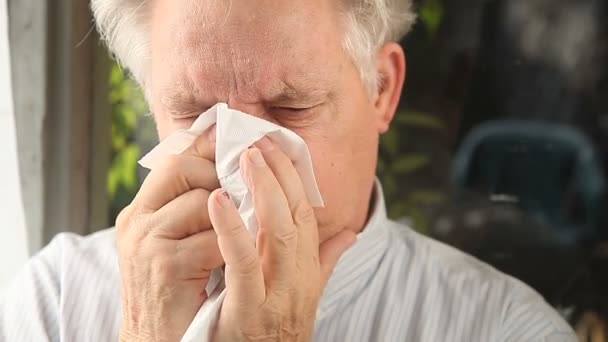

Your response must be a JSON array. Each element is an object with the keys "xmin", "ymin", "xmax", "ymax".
[
  {"xmin": 419, "ymin": 0, "xmax": 444, "ymax": 39},
  {"xmin": 107, "ymin": 144, "xmax": 139, "ymax": 198},
  {"xmin": 378, "ymin": 110, "xmax": 447, "ymax": 233},
  {"xmin": 376, "ymin": 0, "xmax": 447, "ymax": 232},
  {"xmin": 108, "ymin": 63, "xmax": 148, "ymax": 222},
  {"xmin": 392, "ymin": 154, "xmax": 430, "ymax": 174},
  {"xmin": 395, "ymin": 111, "xmax": 445, "ymax": 129}
]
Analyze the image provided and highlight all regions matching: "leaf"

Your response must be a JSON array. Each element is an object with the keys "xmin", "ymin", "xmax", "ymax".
[
  {"xmin": 395, "ymin": 111, "xmax": 444, "ymax": 130},
  {"xmin": 377, "ymin": 157, "xmax": 386, "ymax": 174},
  {"xmin": 111, "ymin": 144, "xmax": 140, "ymax": 193},
  {"xmin": 381, "ymin": 174, "xmax": 397, "ymax": 199},
  {"xmin": 109, "ymin": 63, "xmax": 123, "ymax": 85},
  {"xmin": 388, "ymin": 201, "xmax": 410, "ymax": 219},
  {"xmin": 388, "ymin": 201, "xmax": 430, "ymax": 233},
  {"xmin": 107, "ymin": 166, "xmax": 119, "ymax": 197},
  {"xmin": 111, "ymin": 129, "xmax": 126, "ymax": 150},
  {"xmin": 391, "ymin": 154, "xmax": 430, "ymax": 174},
  {"xmin": 380, "ymin": 129, "xmax": 400, "ymax": 157},
  {"xmin": 404, "ymin": 207, "xmax": 429, "ymax": 234},
  {"xmin": 408, "ymin": 191, "xmax": 446, "ymax": 205},
  {"xmin": 107, "ymin": 60, "xmax": 149, "ymax": 222},
  {"xmin": 121, "ymin": 107, "xmax": 137, "ymax": 130},
  {"xmin": 419, "ymin": 0, "xmax": 444, "ymax": 39}
]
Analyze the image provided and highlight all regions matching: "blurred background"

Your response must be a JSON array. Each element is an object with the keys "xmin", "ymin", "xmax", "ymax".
[{"xmin": 1, "ymin": 0, "xmax": 607, "ymax": 340}]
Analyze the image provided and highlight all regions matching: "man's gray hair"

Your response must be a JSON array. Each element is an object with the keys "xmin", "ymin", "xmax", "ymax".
[{"xmin": 91, "ymin": 0, "xmax": 416, "ymax": 94}]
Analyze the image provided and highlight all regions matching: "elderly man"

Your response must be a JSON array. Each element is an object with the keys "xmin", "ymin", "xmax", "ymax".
[{"xmin": 1, "ymin": 0, "xmax": 576, "ymax": 341}]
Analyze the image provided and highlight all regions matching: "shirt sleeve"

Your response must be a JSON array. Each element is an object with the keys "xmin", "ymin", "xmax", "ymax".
[
  {"xmin": 498, "ymin": 279, "xmax": 577, "ymax": 342},
  {"xmin": 0, "ymin": 234, "xmax": 66, "ymax": 342}
]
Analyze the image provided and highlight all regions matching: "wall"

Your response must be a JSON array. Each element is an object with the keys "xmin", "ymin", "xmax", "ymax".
[{"xmin": 0, "ymin": 0, "xmax": 28, "ymax": 292}]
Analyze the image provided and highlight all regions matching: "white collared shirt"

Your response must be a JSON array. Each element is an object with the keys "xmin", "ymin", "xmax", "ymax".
[{"xmin": 1, "ymin": 182, "xmax": 576, "ymax": 341}]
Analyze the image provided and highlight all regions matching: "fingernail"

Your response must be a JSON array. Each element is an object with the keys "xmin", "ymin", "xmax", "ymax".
[
  {"xmin": 255, "ymin": 136, "xmax": 274, "ymax": 151},
  {"xmin": 216, "ymin": 190, "xmax": 231, "ymax": 208},
  {"xmin": 208, "ymin": 125, "xmax": 216, "ymax": 142},
  {"xmin": 249, "ymin": 148, "xmax": 266, "ymax": 167}
]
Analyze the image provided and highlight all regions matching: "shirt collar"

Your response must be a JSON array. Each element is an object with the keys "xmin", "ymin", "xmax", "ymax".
[{"xmin": 316, "ymin": 179, "xmax": 391, "ymax": 319}]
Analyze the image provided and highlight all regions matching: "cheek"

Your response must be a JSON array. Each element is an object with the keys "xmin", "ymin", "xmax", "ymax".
[
  {"xmin": 306, "ymin": 128, "xmax": 378, "ymax": 235},
  {"xmin": 304, "ymin": 105, "xmax": 378, "ymax": 198}
]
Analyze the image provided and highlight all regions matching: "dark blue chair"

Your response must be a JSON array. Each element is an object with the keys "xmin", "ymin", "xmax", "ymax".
[{"xmin": 451, "ymin": 120, "xmax": 606, "ymax": 244}]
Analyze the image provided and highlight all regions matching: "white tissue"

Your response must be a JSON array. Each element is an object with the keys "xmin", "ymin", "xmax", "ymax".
[{"xmin": 138, "ymin": 103, "xmax": 324, "ymax": 342}]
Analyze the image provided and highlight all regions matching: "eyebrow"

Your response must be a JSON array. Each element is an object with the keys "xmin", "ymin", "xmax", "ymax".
[
  {"xmin": 268, "ymin": 73, "xmax": 336, "ymax": 106},
  {"xmin": 159, "ymin": 83, "xmax": 204, "ymax": 115},
  {"xmin": 159, "ymin": 72, "xmax": 335, "ymax": 114},
  {"xmin": 268, "ymin": 85, "xmax": 331, "ymax": 106}
]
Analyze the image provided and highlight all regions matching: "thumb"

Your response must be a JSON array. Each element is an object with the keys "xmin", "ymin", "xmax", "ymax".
[{"xmin": 319, "ymin": 230, "xmax": 357, "ymax": 285}]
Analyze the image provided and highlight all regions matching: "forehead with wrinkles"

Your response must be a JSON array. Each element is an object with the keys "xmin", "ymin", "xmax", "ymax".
[{"xmin": 149, "ymin": 0, "xmax": 348, "ymax": 113}]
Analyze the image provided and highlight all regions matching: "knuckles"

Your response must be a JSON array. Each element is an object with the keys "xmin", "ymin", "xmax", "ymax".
[
  {"xmin": 156, "ymin": 154, "xmax": 185, "ymax": 173},
  {"xmin": 115, "ymin": 205, "xmax": 134, "ymax": 234},
  {"xmin": 150, "ymin": 253, "xmax": 179, "ymax": 283},
  {"xmin": 188, "ymin": 188, "xmax": 211, "ymax": 205},
  {"xmin": 292, "ymin": 201, "xmax": 316, "ymax": 226}
]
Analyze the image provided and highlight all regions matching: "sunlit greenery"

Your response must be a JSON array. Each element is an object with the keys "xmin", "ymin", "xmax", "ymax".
[{"xmin": 108, "ymin": 63, "xmax": 148, "ymax": 222}]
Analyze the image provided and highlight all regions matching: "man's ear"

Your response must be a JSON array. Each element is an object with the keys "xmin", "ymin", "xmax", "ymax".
[{"xmin": 372, "ymin": 42, "xmax": 406, "ymax": 134}]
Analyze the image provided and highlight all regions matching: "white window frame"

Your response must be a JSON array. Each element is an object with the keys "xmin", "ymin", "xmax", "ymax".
[{"xmin": 9, "ymin": 0, "xmax": 110, "ymax": 253}]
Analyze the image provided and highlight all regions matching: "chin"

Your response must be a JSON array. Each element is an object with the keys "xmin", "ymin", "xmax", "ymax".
[
  {"xmin": 317, "ymin": 224, "xmax": 345, "ymax": 244},
  {"xmin": 316, "ymin": 208, "xmax": 366, "ymax": 244}
]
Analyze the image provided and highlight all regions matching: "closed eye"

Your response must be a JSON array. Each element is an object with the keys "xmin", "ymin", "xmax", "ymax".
[
  {"xmin": 278, "ymin": 107, "xmax": 309, "ymax": 113},
  {"xmin": 167, "ymin": 109, "xmax": 206, "ymax": 120},
  {"xmin": 270, "ymin": 104, "xmax": 320, "ymax": 116}
]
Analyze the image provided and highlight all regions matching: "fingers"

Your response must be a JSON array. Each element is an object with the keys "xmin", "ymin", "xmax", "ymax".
[
  {"xmin": 253, "ymin": 137, "xmax": 319, "ymax": 261},
  {"xmin": 254, "ymin": 137, "xmax": 315, "ymax": 226},
  {"xmin": 241, "ymin": 148, "xmax": 298, "ymax": 291},
  {"xmin": 134, "ymin": 155, "xmax": 219, "ymax": 212},
  {"xmin": 133, "ymin": 125, "xmax": 218, "ymax": 212},
  {"xmin": 207, "ymin": 189, "xmax": 265, "ymax": 306},
  {"xmin": 181, "ymin": 125, "xmax": 216, "ymax": 161},
  {"xmin": 149, "ymin": 188, "xmax": 223, "ymax": 279},
  {"xmin": 150, "ymin": 188, "xmax": 213, "ymax": 239},
  {"xmin": 175, "ymin": 229, "xmax": 224, "ymax": 280},
  {"xmin": 318, "ymin": 230, "xmax": 356, "ymax": 286}
]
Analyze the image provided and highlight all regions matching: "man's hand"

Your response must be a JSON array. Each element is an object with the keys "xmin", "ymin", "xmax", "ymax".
[
  {"xmin": 208, "ymin": 136, "xmax": 357, "ymax": 341},
  {"xmin": 116, "ymin": 127, "xmax": 223, "ymax": 342}
]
